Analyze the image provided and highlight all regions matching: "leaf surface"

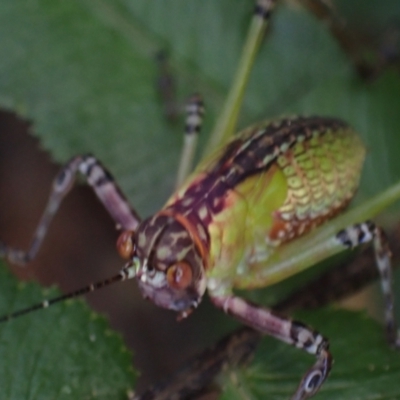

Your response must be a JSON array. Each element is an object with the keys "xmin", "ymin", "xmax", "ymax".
[{"xmin": 0, "ymin": 263, "xmax": 136, "ymax": 400}]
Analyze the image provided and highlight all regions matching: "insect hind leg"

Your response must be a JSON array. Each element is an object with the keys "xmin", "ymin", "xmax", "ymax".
[
  {"xmin": 0, "ymin": 155, "xmax": 140, "ymax": 266},
  {"xmin": 337, "ymin": 221, "xmax": 399, "ymax": 347}
]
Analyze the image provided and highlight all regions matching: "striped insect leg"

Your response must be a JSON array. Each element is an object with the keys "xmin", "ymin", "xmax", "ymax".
[
  {"xmin": 210, "ymin": 295, "xmax": 331, "ymax": 400},
  {"xmin": 175, "ymin": 94, "xmax": 205, "ymax": 188},
  {"xmin": 0, "ymin": 155, "xmax": 141, "ymax": 265},
  {"xmin": 337, "ymin": 221, "xmax": 400, "ymax": 347}
]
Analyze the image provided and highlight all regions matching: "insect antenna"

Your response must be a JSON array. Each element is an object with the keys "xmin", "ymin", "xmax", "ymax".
[{"xmin": 0, "ymin": 263, "xmax": 137, "ymax": 323}]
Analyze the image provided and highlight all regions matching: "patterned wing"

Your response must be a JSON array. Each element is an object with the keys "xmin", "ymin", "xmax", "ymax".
[{"xmin": 165, "ymin": 116, "xmax": 366, "ymax": 273}]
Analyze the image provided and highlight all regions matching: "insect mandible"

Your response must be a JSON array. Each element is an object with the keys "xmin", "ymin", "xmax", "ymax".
[{"xmin": 1, "ymin": 1, "xmax": 400, "ymax": 399}]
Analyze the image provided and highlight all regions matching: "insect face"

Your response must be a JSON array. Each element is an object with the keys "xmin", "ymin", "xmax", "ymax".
[{"xmin": 133, "ymin": 214, "xmax": 207, "ymax": 315}]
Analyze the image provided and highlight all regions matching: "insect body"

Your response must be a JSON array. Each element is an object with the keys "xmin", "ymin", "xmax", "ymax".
[
  {"xmin": 132, "ymin": 116, "xmax": 365, "ymax": 316},
  {"xmin": 0, "ymin": 1, "xmax": 399, "ymax": 399},
  {"xmin": 170, "ymin": 116, "xmax": 364, "ymax": 284},
  {"xmin": 110, "ymin": 115, "xmax": 369, "ymax": 399}
]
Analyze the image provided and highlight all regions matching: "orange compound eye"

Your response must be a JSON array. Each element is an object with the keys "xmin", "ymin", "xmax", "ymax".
[
  {"xmin": 116, "ymin": 230, "xmax": 135, "ymax": 259},
  {"xmin": 166, "ymin": 261, "xmax": 193, "ymax": 290}
]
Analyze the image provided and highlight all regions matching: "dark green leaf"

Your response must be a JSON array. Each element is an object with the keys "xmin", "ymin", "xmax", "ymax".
[{"xmin": 0, "ymin": 263, "xmax": 136, "ymax": 400}]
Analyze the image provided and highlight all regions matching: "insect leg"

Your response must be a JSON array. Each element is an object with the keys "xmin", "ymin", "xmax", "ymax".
[
  {"xmin": 336, "ymin": 221, "xmax": 399, "ymax": 347},
  {"xmin": 237, "ymin": 184, "xmax": 400, "ymax": 288},
  {"xmin": 210, "ymin": 294, "xmax": 331, "ymax": 400},
  {"xmin": 0, "ymin": 155, "xmax": 140, "ymax": 265},
  {"xmin": 275, "ymin": 222, "xmax": 400, "ymax": 314},
  {"xmin": 242, "ymin": 218, "xmax": 399, "ymax": 346},
  {"xmin": 203, "ymin": 0, "xmax": 277, "ymax": 155},
  {"xmin": 175, "ymin": 94, "xmax": 205, "ymax": 189}
]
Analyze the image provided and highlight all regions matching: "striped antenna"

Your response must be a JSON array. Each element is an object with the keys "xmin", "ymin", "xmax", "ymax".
[{"xmin": 0, "ymin": 263, "xmax": 136, "ymax": 323}]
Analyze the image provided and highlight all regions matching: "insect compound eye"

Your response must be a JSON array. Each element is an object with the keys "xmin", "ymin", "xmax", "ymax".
[
  {"xmin": 116, "ymin": 230, "xmax": 135, "ymax": 259},
  {"xmin": 166, "ymin": 261, "xmax": 193, "ymax": 290}
]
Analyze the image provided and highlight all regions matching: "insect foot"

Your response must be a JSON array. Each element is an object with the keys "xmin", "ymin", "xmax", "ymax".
[{"xmin": 291, "ymin": 346, "xmax": 331, "ymax": 400}]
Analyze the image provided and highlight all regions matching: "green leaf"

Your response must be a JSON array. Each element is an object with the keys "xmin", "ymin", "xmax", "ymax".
[
  {"xmin": 219, "ymin": 309, "xmax": 400, "ymax": 400},
  {"xmin": 0, "ymin": 263, "xmax": 136, "ymax": 399}
]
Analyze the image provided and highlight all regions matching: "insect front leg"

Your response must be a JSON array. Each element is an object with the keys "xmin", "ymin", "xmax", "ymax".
[
  {"xmin": 210, "ymin": 294, "xmax": 331, "ymax": 400},
  {"xmin": 0, "ymin": 155, "xmax": 140, "ymax": 265}
]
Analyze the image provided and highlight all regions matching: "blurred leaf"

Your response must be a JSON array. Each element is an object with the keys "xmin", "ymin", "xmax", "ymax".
[
  {"xmin": 335, "ymin": 0, "xmax": 400, "ymax": 33},
  {"xmin": 0, "ymin": 262, "xmax": 136, "ymax": 399}
]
